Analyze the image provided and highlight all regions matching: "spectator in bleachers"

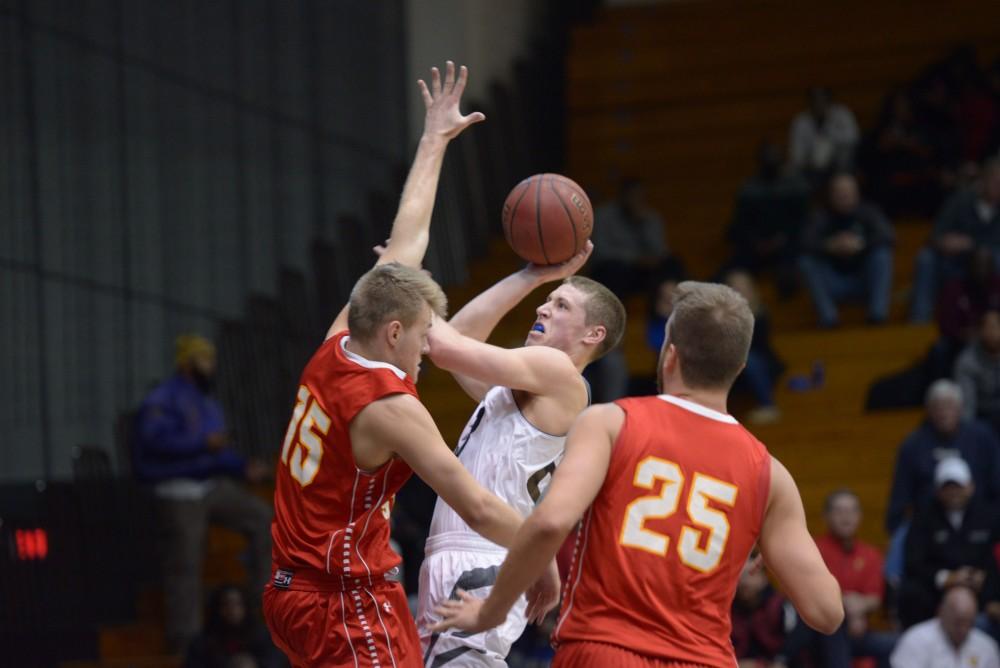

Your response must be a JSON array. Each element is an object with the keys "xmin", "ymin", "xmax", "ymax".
[
  {"xmin": 956, "ymin": 310, "xmax": 1000, "ymax": 435},
  {"xmin": 134, "ymin": 334, "xmax": 272, "ymax": 653},
  {"xmin": 185, "ymin": 584, "xmax": 283, "ymax": 668},
  {"xmin": 725, "ymin": 270, "xmax": 785, "ymax": 424},
  {"xmin": 947, "ymin": 46, "xmax": 999, "ymax": 166},
  {"xmin": 910, "ymin": 159, "xmax": 1000, "ymax": 322},
  {"xmin": 789, "ymin": 87, "xmax": 860, "ymax": 184},
  {"xmin": 731, "ymin": 555, "xmax": 788, "ymax": 667},
  {"xmin": 814, "ymin": 489, "xmax": 897, "ymax": 668},
  {"xmin": 899, "ymin": 457, "xmax": 1000, "ymax": 629},
  {"xmin": 861, "ymin": 89, "xmax": 942, "ymax": 218},
  {"xmin": 890, "ymin": 586, "xmax": 999, "ymax": 668},
  {"xmin": 725, "ymin": 141, "xmax": 810, "ymax": 297},
  {"xmin": 590, "ymin": 177, "xmax": 684, "ymax": 301},
  {"xmin": 797, "ymin": 173, "xmax": 894, "ymax": 328},
  {"xmin": 885, "ymin": 380, "xmax": 1000, "ymax": 534},
  {"xmin": 925, "ymin": 246, "xmax": 1000, "ymax": 380}
]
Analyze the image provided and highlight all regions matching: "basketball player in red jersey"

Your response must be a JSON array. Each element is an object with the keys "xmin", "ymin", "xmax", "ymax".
[
  {"xmin": 263, "ymin": 62, "xmax": 558, "ymax": 668},
  {"xmin": 433, "ymin": 281, "xmax": 845, "ymax": 667}
]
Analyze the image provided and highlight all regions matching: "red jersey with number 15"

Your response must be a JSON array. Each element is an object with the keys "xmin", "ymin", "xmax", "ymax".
[
  {"xmin": 553, "ymin": 394, "xmax": 772, "ymax": 667},
  {"xmin": 270, "ymin": 330, "xmax": 417, "ymax": 587}
]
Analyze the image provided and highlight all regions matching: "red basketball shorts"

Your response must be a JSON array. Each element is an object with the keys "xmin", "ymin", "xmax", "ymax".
[
  {"xmin": 554, "ymin": 640, "xmax": 713, "ymax": 668},
  {"xmin": 264, "ymin": 580, "xmax": 421, "ymax": 667}
]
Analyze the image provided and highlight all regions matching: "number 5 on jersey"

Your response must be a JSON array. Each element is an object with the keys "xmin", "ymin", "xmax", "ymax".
[
  {"xmin": 280, "ymin": 386, "xmax": 331, "ymax": 487},
  {"xmin": 619, "ymin": 456, "xmax": 738, "ymax": 573}
]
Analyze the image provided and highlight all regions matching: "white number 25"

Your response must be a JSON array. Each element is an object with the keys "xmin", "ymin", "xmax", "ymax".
[{"xmin": 619, "ymin": 456, "xmax": 738, "ymax": 573}]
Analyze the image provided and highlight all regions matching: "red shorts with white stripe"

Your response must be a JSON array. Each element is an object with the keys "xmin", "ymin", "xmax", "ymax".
[
  {"xmin": 554, "ymin": 641, "xmax": 714, "ymax": 668},
  {"xmin": 263, "ymin": 580, "xmax": 421, "ymax": 667}
]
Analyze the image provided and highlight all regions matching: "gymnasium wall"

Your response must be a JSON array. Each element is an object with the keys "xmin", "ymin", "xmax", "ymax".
[{"xmin": 0, "ymin": 0, "xmax": 410, "ymax": 481}]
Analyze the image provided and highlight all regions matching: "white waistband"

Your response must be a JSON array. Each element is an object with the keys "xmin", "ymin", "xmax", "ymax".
[{"xmin": 425, "ymin": 531, "xmax": 507, "ymax": 557}]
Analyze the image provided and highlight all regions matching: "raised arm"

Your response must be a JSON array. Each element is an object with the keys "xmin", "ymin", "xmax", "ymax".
[
  {"xmin": 759, "ymin": 457, "xmax": 844, "ymax": 634},
  {"xmin": 326, "ymin": 61, "xmax": 484, "ymax": 339},
  {"xmin": 431, "ymin": 402, "xmax": 619, "ymax": 633},
  {"xmin": 428, "ymin": 316, "xmax": 585, "ymax": 399}
]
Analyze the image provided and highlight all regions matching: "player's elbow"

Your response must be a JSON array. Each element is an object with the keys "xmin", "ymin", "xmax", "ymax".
[
  {"xmin": 526, "ymin": 508, "xmax": 575, "ymax": 542},
  {"xmin": 457, "ymin": 493, "xmax": 495, "ymax": 535},
  {"xmin": 797, "ymin": 579, "xmax": 845, "ymax": 634}
]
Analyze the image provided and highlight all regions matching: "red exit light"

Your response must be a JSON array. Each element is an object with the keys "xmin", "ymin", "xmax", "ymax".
[{"xmin": 15, "ymin": 528, "xmax": 48, "ymax": 561}]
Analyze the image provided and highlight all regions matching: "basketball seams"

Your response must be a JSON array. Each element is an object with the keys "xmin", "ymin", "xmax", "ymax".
[
  {"xmin": 503, "ymin": 179, "xmax": 532, "ymax": 249},
  {"xmin": 549, "ymin": 177, "xmax": 580, "ymax": 255},
  {"xmin": 534, "ymin": 175, "xmax": 552, "ymax": 265}
]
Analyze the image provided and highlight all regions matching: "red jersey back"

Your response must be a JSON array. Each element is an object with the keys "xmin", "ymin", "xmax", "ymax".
[
  {"xmin": 270, "ymin": 330, "xmax": 417, "ymax": 588},
  {"xmin": 554, "ymin": 394, "xmax": 772, "ymax": 667}
]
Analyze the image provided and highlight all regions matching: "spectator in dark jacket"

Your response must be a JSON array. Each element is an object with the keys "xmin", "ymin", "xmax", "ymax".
[
  {"xmin": 798, "ymin": 173, "xmax": 894, "ymax": 328},
  {"xmin": 956, "ymin": 309, "xmax": 1000, "ymax": 435},
  {"xmin": 911, "ymin": 159, "xmax": 1000, "ymax": 322},
  {"xmin": 885, "ymin": 380, "xmax": 1000, "ymax": 534},
  {"xmin": 900, "ymin": 457, "xmax": 1000, "ymax": 629},
  {"xmin": 732, "ymin": 556, "xmax": 788, "ymax": 666},
  {"xmin": 185, "ymin": 585, "xmax": 284, "ymax": 668},
  {"xmin": 135, "ymin": 335, "xmax": 272, "ymax": 653},
  {"xmin": 725, "ymin": 141, "xmax": 810, "ymax": 296}
]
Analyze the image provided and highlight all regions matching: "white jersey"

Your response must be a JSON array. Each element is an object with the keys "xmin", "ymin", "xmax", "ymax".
[{"xmin": 426, "ymin": 385, "xmax": 567, "ymax": 552}]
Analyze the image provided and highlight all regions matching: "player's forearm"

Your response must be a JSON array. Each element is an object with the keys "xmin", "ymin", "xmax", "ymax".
[
  {"xmin": 450, "ymin": 270, "xmax": 542, "ymax": 341},
  {"xmin": 381, "ymin": 134, "xmax": 449, "ymax": 268},
  {"xmin": 480, "ymin": 513, "xmax": 567, "ymax": 624},
  {"xmin": 464, "ymin": 492, "xmax": 524, "ymax": 549}
]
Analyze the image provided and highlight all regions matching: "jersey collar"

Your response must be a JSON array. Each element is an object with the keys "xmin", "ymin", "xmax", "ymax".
[
  {"xmin": 657, "ymin": 394, "xmax": 738, "ymax": 424},
  {"xmin": 340, "ymin": 336, "xmax": 407, "ymax": 381}
]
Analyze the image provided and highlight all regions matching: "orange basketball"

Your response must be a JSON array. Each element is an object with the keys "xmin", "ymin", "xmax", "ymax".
[{"xmin": 501, "ymin": 173, "xmax": 593, "ymax": 265}]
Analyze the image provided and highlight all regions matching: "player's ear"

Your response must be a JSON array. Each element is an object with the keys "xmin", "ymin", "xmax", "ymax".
[
  {"xmin": 582, "ymin": 325, "xmax": 606, "ymax": 347},
  {"xmin": 663, "ymin": 343, "xmax": 679, "ymax": 373},
  {"xmin": 386, "ymin": 320, "xmax": 403, "ymax": 346}
]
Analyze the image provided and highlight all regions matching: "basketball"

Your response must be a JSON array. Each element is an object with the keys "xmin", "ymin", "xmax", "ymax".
[{"xmin": 501, "ymin": 173, "xmax": 593, "ymax": 265}]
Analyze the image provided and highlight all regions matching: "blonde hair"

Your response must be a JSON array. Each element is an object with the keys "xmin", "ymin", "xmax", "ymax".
[
  {"xmin": 348, "ymin": 263, "xmax": 447, "ymax": 342},
  {"xmin": 666, "ymin": 281, "xmax": 754, "ymax": 390},
  {"xmin": 563, "ymin": 276, "xmax": 626, "ymax": 359}
]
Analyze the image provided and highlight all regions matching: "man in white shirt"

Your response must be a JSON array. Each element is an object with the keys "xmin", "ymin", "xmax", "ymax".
[
  {"xmin": 891, "ymin": 586, "xmax": 1000, "ymax": 668},
  {"xmin": 789, "ymin": 86, "xmax": 859, "ymax": 182}
]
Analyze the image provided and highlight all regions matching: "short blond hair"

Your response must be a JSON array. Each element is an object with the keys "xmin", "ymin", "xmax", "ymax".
[
  {"xmin": 666, "ymin": 281, "xmax": 754, "ymax": 390},
  {"xmin": 563, "ymin": 276, "xmax": 626, "ymax": 360},
  {"xmin": 348, "ymin": 263, "xmax": 447, "ymax": 342}
]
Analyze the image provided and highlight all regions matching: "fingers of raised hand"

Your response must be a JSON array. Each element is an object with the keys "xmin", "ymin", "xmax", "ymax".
[
  {"xmin": 454, "ymin": 65, "xmax": 469, "ymax": 97},
  {"xmin": 430, "ymin": 66, "xmax": 442, "ymax": 97},
  {"xmin": 444, "ymin": 60, "xmax": 456, "ymax": 93},
  {"xmin": 418, "ymin": 79, "xmax": 433, "ymax": 108}
]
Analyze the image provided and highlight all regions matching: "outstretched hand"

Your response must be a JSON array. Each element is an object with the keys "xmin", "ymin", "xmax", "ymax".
[
  {"xmin": 523, "ymin": 241, "xmax": 594, "ymax": 284},
  {"xmin": 524, "ymin": 559, "xmax": 561, "ymax": 625},
  {"xmin": 419, "ymin": 61, "xmax": 486, "ymax": 141},
  {"xmin": 430, "ymin": 589, "xmax": 499, "ymax": 635}
]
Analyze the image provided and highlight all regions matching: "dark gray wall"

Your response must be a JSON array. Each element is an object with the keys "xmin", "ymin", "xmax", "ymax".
[{"xmin": 0, "ymin": 0, "xmax": 410, "ymax": 481}]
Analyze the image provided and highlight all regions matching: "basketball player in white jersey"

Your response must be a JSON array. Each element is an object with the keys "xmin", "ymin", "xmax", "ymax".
[{"xmin": 416, "ymin": 247, "xmax": 627, "ymax": 666}]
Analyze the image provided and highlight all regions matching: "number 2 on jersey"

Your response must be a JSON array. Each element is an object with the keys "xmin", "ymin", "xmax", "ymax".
[
  {"xmin": 280, "ymin": 386, "xmax": 331, "ymax": 487},
  {"xmin": 619, "ymin": 456, "xmax": 738, "ymax": 573}
]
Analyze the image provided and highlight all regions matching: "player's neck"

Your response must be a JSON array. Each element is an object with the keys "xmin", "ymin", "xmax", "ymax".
[
  {"xmin": 345, "ymin": 336, "xmax": 384, "ymax": 364},
  {"xmin": 661, "ymin": 382, "xmax": 729, "ymax": 415}
]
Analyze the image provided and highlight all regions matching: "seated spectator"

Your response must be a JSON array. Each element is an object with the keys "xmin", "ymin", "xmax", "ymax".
[
  {"xmin": 725, "ymin": 270, "xmax": 785, "ymax": 424},
  {"xmin": 814, "ymin": 490, "xmax": 897, "ymax": 668},
  {"xmin": 910, "ymin": 159, "xmax": 1000, "ymax": 322},
  {"xmin": 789, "ymin": 87, "xmax": 860, "ymax": 184},
  {"xmin": 861, "ymin": 89, "xmax": 942, "ymax": 218},
  {"xmin": 134, "ymin": 334, "xmax": 273, "ymax": 653},
  {"xmin": 185, "ymin": 585, "xmax": 283, "ymax": 668},
  {"xmin": 629, "ymin": 271, "xmax": 684, "ymax": 397},
  {"xmin": 725, "ymin": 141, "xmax": 810, "ymax": 296},
  {"xmin": 590, "ymin": 177, "xmax": 684, "ymax": 300},
  {"xmin": 890, "ymin": 586, "xmax": 999, "ymax": 668},
  {"xmin": 885, "ymin": 380, "xmax": 1000, "ymax": 535},
  {"xmin": 732, "ymin": 556, "xmax": 788, "ymax": 667},
  {"xmin": 956, "ymin": 310, "xmax": 1000, "ymax": 434},
  {"xmin": 798, "ymin": 173, "xmax": 894, "ymax": 328},
  {"xmin": 899, "ymin": 457, "xmax": 1000, "ymax": 629},
  {"xmin": 925, "ymin": 246, "xmax": 1000, "ymax": 380}
]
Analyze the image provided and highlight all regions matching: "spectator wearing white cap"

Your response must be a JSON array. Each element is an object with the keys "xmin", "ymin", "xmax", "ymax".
[
  {"xmin": 885, "ymin": 379, "xmax": 1000, "ymax": 534},
  {"xmin": 899, "ymin": 457, "xmax": 1000, "ymax": 629},
  {"xmin": 890, "ymin": 586, "xmax": 999, "ymax": 668}
]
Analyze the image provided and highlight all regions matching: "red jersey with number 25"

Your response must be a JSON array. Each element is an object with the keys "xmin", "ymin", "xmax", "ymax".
[
  {"xmin": 270, "ymin": 330, "xmax": 417, "ymax": 587},
  {"xmin": 553, "ymin": 394, "xmax": 772, "ymax": 667}
]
